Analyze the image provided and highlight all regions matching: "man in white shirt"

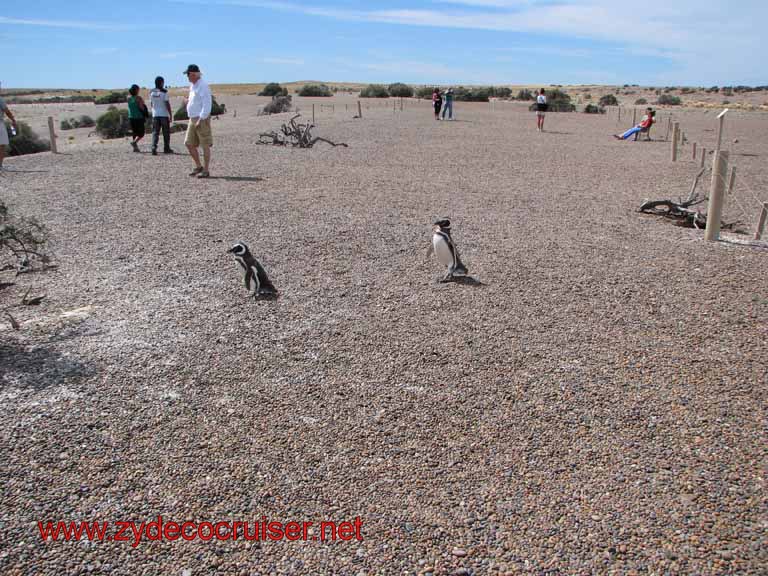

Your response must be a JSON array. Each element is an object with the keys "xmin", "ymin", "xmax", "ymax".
[
  {"xmin": 149, "ymin": 76, "xmax": 174, "ymax": 156},
  {"xmin": 183, "ymin": 64, "xmax": 213, "ymax": 178}
]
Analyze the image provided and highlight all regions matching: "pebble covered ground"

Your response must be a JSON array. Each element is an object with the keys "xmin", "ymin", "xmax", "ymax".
[{"xmin": 1, "ymin": 96, "xmax": 766, "ymax": 575}]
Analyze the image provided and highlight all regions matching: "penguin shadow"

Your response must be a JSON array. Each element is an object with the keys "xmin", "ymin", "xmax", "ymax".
[
  {"xmin": 207, "ymin": 176, "xmax": 264, "ymax": 182},
  {"xmin": 440, "ymin": 275, "xmax": 486, "ymax": 287}
]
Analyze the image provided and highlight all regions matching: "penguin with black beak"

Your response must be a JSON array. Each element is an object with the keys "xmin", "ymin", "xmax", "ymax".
[
  {"xmin": 428, "ymin": 218, "xmax": 468, "ymax": 282},
  {"xmin": 227, "ymin": 242, "xmax": 278, "ymax": 299}
]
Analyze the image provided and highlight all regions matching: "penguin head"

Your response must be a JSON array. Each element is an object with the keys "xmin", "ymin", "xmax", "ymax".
[
  {"xmin": 433, "ymin": 218, "xmax": 452, "ymax": 233},
  {"xmin": 228, "ymin": 242, "xmax": 249, "ymax": 256}
]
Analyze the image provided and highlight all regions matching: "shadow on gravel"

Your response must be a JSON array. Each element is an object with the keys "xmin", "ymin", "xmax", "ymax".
[
  {"xmin": 444, "ymin": 276, "xmax": 486, "ymax": 287},
  {"xmin": 206, "ymin": 176, "xmax": 264, "ymax": 182},
  {"xmin": 1, "ymin": 169, "xmax": 50, "ymax": 174},
  {"xmin": 0, "ymin": 323, "xmax": 97, "ymax": 392},
  {"xmin": 543, "ymin": 131, "xmax": 573, "ymax": 135}
]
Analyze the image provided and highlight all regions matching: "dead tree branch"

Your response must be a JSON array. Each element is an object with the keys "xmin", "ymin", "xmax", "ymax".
[{"xmin": 257, "ymin": 114, "xmax": 348, "ymax": 148}]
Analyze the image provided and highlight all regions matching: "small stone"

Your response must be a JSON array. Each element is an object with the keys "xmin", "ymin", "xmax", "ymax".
[{"xmin": 451, "ymin": 548, "xmax": 467, "ymax": 557}]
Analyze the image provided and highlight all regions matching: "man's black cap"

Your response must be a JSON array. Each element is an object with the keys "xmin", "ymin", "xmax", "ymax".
[{"xmin": 183, "ymin": 64, "xmax": 201, "ymax": 75}]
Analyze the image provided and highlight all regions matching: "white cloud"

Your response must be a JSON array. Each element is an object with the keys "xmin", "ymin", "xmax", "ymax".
[
  {"xmin": 167, "ymin": 0, "xmax": 767, "ymax": 83},
  {"xmin": 0, "ymin": 15, "xmax": 133, "ymax": 31}
]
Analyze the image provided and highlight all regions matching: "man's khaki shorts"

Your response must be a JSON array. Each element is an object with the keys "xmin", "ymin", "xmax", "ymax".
[{"xmin": 185, "ymin": 117, "xmax": 213, "ymax": 147}]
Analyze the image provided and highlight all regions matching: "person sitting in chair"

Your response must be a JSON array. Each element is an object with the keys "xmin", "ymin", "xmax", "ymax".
[{"xmin": 614, "ymin": 108, "xmax": 655, "ymax": 141}]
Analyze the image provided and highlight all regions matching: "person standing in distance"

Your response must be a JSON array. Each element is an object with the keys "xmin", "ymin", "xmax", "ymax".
[
  {"xmin": 535, "ymin": 88, "xmax": 547, "ymax": 132},
  {"xmin": 0, "ymin": 83, "xmax": 19, "ymax": 173},
  {"xmin": 183, "ymin": 64, "xmax": 212, "ymax": 178},
  {"xmin": 149, "ymin": 76, "xmax": 174, "ymax": 155}
]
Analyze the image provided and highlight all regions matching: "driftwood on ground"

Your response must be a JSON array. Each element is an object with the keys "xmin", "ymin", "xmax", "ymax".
[
  {"xmin": 257, "ymin": 114, "xmax": 348, "ymax": 148},
  {"xmin": 639, "ymin": 167, "xmax": 742, "ymax": 231}
]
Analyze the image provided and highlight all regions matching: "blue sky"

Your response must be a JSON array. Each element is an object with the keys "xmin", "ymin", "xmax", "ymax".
[{"xmin": 1, "ymin": 0, "xmax": 765, "ymax": 88}]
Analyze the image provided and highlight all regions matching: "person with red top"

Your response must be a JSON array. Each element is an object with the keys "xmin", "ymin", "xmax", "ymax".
[
  {"xmin": 432, "ymin": 88, "xmax": 442, "ymax": 120},
  {"xmin": 614, "ymin": 108, "xmax": 655, "ymax": 140}
]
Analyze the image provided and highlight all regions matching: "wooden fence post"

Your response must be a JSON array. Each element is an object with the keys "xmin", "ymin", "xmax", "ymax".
[
  {"xmin": 727, "ymin": 166, "xmax": 737, "ymax": 195},
  {"xmin": 755, "ymin": 203, "xmax": 768, "ymax": 240},
  {"xmin": 47, "ymin": 116, "xmax": 57, "ymax": 154},
  {"xmin": 692, "ymin": 142, "xmax": 697, "ymax": 160},
  {"xmin": 671, "ymin": 122, "xmax": 679, "ymax": 161},
  {"xmin": 704, "ymin": 151, "xmax": 729, "ymax": 241},
  {"xmin": 716, "ymin": 108, "xmax": 729, "ymax": 153},
  {"xmin": 357, "ymin": 100, "xmax": 362, "ymax": 118},
  {"xmin": 632, "ymin": 108, "xmax": 637, "ymax": 125},
  {"xmin": 665, "ymin": 117, "xmax": 672, "ymax": 141},
  {"xmin": 700, "ymin": 147, "xmax": 706, "ymax": 168},
  {"xmin": 312, "ymin": 104, "xmax": 315, "ymax": 124}
]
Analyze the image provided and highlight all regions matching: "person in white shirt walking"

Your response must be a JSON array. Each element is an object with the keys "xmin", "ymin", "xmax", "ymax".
[
  {"xmin": 149, "ymin": 76, "xmax": 174, "ymax": 156},
  {"xmin": 535, "ymin": 88, "xmax": 547, "ymax": 132},
  {"xmin": 183, "ymin": 64, "xmax": 213, "ymax": 178}
]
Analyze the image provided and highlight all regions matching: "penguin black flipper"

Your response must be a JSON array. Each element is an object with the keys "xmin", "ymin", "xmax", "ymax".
[
  {"xmin": 244, "ymin": 266, "xmax": 257, "ymax": 293},
  {"xmin": 254, "ymin": 261, "xmax": 278, "ymax": 296}
]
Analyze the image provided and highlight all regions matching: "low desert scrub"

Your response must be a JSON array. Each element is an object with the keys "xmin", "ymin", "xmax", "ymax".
[
  {"xmin": 634, "ymin": 98, "xmax": 648, "ymax": 105},
  {"xmin": 259, "ymin": 96, "xmax": 292, "ymax": 116},
  {"xmin": 4, "ymin": 121, "xmax": 50, "ymax": 156},
  {"xmin": 516, "ymin": 89, "xmax": 534, "ymax": 101},
  {"xmin": 657, "ymin": 94, "xmax": 682, "ymax": 106},
  {"xmin": 360, "ymin": 84, "xmax": 390, "ymax": 98},
  {"xmin": 583, "ymin": 104, "xmax": 605, "ymax": 114},
  {"xmin": 388, "ymin": 83, "xmax": 414, "ymax": 98},
  {"xmin": 60, "ymin": 115, "xmax": 96, "ymax": 131},
  {"xmin": 297, "ymin": 84, "xmax": 332, "ymax": 97},
  {"xmin": 95, "ymin": 91, "xmax": 127, "ymax": 105},
  {"xmin": 599, "ymin": 94, "xmax": 619, "ymax": 107},
  {"xmin": 260, "ymin": 83, "xmax": 288, "ymax": 97}
]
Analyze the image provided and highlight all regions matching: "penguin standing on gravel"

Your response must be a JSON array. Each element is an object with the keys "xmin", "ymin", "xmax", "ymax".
[
  {"xmin": 228, "ymin": 242, "xmax": 278, "ymax": 299},
  {"xmin": 428, "ymin": 218, "xmax": 468, "ymax": 282}
]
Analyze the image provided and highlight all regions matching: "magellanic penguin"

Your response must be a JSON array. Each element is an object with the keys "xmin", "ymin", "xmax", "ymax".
[
  {"xmin": 228, "ymin": 242, "xmax": 278, "ymax": 299},
  {"xmin": 429, "ymin": 218, "xmax": 468, "ymax": 282}
]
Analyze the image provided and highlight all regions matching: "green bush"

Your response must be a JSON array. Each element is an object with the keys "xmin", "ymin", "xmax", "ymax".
[
  {"xmin": 634, "ymin": 98, "xmax": 648, "ymax": 105},
  {"xmin": 387, "ymin": 83, "xmax": 414, "ymax": 98},
  {"xmin": 583, "ymin": 104, "xmax": 605, "ymax": 114},
  {"xmin": 298, "ymin": 83, "xmax": 332, "ymax": 97},
  {"xmin": 516, "ymin": 89, "xmax": 534, "ymax": 101},
  {"xmin": 260, "ymin": 83, "xmax": 288, "ymax": 97},
  {"xmin": 260, "ymin": 95, "xmax": 292, "ymax": 115},
  {"xmin": 529, "ymin": 89, "xmax": 575, "ymax": 112},
  {"xmin": 452, "ymin": 86, "xmax": 489, "ymax": 102},
  {"xmin": 95, "ymin": 91, "xmax": 127, "ymax": 105},
  {"xmin": 416, "ymin": 86, "xmax": 435, "ymax": 99},
  {"xmin": 4, "ymin": 121, "xmax": 51, "ymax": 156},
  {"xmin": 657, "ymin": 94, "xmax": 682, "ymax": 106},
  {"xmin": 173, "ymin": 97, "xmax": 226, "ymax": 120},
  {"xmin": 583, "ymin": 93, "xmax": 592, "ymax": 100},
  {"xmin": 599, "ymin": 94, "xmax": 619, "ymax": 107},
  {"xmin": 360, "ymin": 84, "xmax": 390, "ymax": 98},
  {"xmin": 96, "ymin": 107, "xmax": 131, "ymax": 138},
  {"xmin": 59, "ymin": 115, "xmax": 96, "ymax": 131}
]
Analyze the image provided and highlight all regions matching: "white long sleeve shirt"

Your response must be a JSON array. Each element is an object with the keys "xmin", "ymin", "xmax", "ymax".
[{"xmin": 186, "ymin": 78, "xmax": 212, "ymax": 120}]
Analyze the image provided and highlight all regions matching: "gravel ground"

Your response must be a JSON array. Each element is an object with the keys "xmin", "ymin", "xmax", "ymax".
[{"xmin": 1, "ymin": 96, "xmax": 766, "ymax": 575}]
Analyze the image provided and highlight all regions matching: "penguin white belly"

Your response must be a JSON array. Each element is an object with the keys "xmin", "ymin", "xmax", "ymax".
[{"xmin": 433, "ymin": 234, "xmax": 455, "ymax": 268}]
